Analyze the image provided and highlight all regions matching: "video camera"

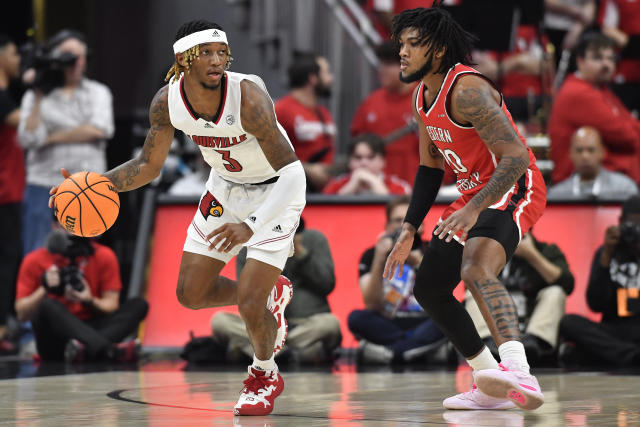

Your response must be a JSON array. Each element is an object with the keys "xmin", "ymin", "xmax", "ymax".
[
  {"xmin": 20, "ymin": 41, "xmax": 78, "ymax": 94},
  {"xmin": 43, "ymin": 230, "xmax": 95, "ymax": 294}
]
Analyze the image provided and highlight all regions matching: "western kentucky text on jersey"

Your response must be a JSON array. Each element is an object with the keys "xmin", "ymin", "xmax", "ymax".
[
  {"xmin": 190, "ymin": 133, "xmax": 248, "ymax": 148},
  {"xmin": 426, "ymin": 125, "xmax": 453, "ymax": 143}
]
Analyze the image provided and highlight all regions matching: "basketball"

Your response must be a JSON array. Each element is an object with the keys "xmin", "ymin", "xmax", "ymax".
[{"xmin": 53, "ymin": 171, "xmax": 120, "ymax": 237}]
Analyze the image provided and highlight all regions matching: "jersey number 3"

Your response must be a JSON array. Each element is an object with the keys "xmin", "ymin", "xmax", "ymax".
[{"xmin": 215, "ymin": 150, "xmax": 243, "ymax": 172}]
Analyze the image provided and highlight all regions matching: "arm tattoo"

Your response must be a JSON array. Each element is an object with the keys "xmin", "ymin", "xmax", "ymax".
[
  {"xmin": 475, "ymin": 279, "xmax": 520, "ymax": 341},
  {"xmin": 428, "ymin": 141, "xmax": 442, "ymax": 158},
  {"xmin": 472, "ymin": 156, "xmax": 527, "ymax": 208},
  {"xmin": 240, "ymin": 80, "xmax": 297, "ymax": 171},
  {"xmin": 454, "ymin": 85, "xmax": 528, "ymax": 209},
  {"xmin": 105, "ymin": 86, "xmax": 172, "ymax": 191}
]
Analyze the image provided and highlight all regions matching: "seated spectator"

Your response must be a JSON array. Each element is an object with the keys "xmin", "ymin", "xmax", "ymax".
[
  {"xmin": 350, "ymin": 41, "xmax": 420, "ymax": 184},
  {"xmin": 275, "ymin": 52, "xmax": 336, "ymax": 192},
  {"xmin": 15, "ymin": 222, "xmax": 148, "ymax": 363},
  {"xmin": 348, "ymin": 196, "xmax": 445, "ymax": 364},
  {"xmin": 473, "ymin": 24, "xmax": 555, "ymax": 123},
  {"xmin": 549, "ymin": 126, "xmax": 638, "ymax": 198},
  {"xmin": 600, "ymin": 0, "xmax": 640, "ymax": 112},
  {"xmin": 543, "ymin": 0, "xmax": 596, "ymax": 65},
  {"xmin": 465, "ymin": 231, "xmax": 574, "ymax": 365},
  {"xmin": 548, "ymin": 32, "xmax": 640, "ymax": 185},
  {"xmin": 559, "ymin": 195, "xmax": 640, "ymax": 367},
  {"xmin": 322, "ymin": 134, "xmax": 411, "ymax": 196},
  {"xmin": 0, "ymin": 34, "xmax": 24, "ymax": 355},
  {"xmin": 211, "ymin": 217, "xmax": 341, "ymax": 364}
]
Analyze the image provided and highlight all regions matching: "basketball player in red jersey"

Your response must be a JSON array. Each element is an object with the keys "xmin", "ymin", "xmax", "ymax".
[
  {"xmin": 48, "ymin": 21, "xmax": 306, "ymax": 415},
  {"xmin": 384, "ymin": 4, "xmax": 547, "ymax": 410}
]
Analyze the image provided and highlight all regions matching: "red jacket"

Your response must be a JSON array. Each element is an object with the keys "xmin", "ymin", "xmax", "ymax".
[
  {"xmin": 322, "ymin": 172, "xmax": 411, "ymax": 195},
  {"xmin": 548, "ymin": 74, "xmax": 640, "ymax": 183},
  {"xmin": 350, "ymin": 87, "xmax": 419, "ymax": 183}
]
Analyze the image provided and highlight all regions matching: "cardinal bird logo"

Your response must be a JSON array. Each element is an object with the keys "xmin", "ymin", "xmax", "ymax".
[{"xmin": 199, "ymin": 191, "xmax": 224, "ymax": 220}]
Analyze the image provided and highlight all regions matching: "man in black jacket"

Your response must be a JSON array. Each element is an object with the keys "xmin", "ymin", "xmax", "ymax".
[
  {"xmin": 466, "ymin": 232, "xmax": 575, "ymax": 365},
  {"xmin": 559, "ymin": 195, "xmax": 640, "ymax": 367}
]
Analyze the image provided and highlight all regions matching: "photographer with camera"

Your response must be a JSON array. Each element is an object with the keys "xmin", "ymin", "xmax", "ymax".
[
  {"xmin": 17, "ymin": 29, "xmax": 114, "ymax": 254},
  {"xmin": 559, "ymin": 195, "xmax": 640, "ymax": 367},
  {"xmin": 14, "ymin": 221, "xmax": 147, "ymax": 363},
  {"xmin": 348, "ymin": 196, "xmax": 445, "ymax": 364}
]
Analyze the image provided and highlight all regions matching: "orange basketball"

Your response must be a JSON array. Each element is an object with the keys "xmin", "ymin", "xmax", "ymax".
[{"xmin": 53, "ymin": 171, "xmax": 120, "ymax": 237}]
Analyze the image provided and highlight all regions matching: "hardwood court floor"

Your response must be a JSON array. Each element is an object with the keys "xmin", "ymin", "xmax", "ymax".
[{"xmin": 0, "ymin": 361, "xmax": 638, "ymax": 426}]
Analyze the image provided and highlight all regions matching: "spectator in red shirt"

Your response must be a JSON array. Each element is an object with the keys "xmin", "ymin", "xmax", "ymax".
[
  {"xmin": 0, "ymin": 34, "xmax": 24, "ymax": 355},
  {"xmin": 323, "ymin": 134, "xmax": 411, "ymax": 196},
  {"xmin": 275, "ymin": 52, "xmax": 336, "ymax": 192},
  {"xmin": 350, "ymin": 42, "xmax": 420, "ymax": 184},
  {"xmin": 15, "ymin": 224, "xmax": 148, "ymax": 362},
  {"xmin": 599, "ymin": 0, "xmax": 640, "ymax": 112},
  {"xmin": 548, "ymin": 32, "xmax": 640, "ymax": 184}
]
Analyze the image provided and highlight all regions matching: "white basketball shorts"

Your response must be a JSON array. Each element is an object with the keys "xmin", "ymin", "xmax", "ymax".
[{"xmin": 183, "ymin": 171, "xmax": 305, "ymax": 270}]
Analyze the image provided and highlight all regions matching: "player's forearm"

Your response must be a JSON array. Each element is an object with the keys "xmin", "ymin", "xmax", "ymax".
[
  {"xmin": 469, "ymin": 155, "xmax": 528, "ymax": 211},
  {"xmin": 104, "ymin": 157, "xmax": 161, "ymax": 192}
]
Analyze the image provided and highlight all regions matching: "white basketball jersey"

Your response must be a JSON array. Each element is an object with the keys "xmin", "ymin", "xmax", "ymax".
[{"xmin": 167, "ymin": 71, "xmax": 293, "ymax": 183}]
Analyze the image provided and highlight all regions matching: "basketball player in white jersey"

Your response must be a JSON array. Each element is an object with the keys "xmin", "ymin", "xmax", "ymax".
[{"xmin": 49, "ymin": 20, "xmax": 306, "ymax": 416}]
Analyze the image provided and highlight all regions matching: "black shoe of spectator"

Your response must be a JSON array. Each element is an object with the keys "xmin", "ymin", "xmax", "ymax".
[
  {"xmin": 64, "ymin": 339, "xmax": 86, "ymax": 364},
  {"xmin": 558, "ymin": 342, "xmax": 578, "ymax": 367},
  {"xmin": 522, "ymin": 334, "xmax": 541, "ymax": 364}
]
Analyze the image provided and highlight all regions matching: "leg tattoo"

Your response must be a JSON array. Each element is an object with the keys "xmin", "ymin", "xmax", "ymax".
[{"xmin": 475, "ymin": 279, "xmax": 520, "ymax": 343}]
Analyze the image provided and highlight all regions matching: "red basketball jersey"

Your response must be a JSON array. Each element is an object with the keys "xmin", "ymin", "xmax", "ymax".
[{"xmin": 416, "ymin": 64, "xmax": 546, "ymax": 236}]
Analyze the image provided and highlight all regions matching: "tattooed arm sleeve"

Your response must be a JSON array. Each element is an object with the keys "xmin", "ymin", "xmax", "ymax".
[
  {"xmin": 451, "ymin": 76, "xmax": 529, "ymax": 211},
  {"xmin": 104, "ymin": 85, "xmax": 175, "ymax": 191}
]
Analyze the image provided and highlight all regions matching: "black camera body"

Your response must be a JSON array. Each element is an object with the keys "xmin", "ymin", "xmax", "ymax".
[
  {"xmin": 44, "ymin": 230, "xmax": 95, "ymax": 295},
  {"xmin": 620, "ymin": 222, "xmax": 640, "ymax": 246},
  {"xmin": 21, "ymin": 42, "xmax": 78, "ymax": 94}
]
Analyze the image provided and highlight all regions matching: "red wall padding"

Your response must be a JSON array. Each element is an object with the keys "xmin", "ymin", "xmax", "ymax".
[{"xmin": 143, "ymin": 203, "xmax": 619, "ymax": 348}]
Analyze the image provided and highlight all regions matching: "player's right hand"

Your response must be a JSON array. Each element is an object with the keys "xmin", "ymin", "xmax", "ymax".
[
  {"xmin": 48, "ymin": 168, "xmax": 71, "ymax": 208},
  {"xmin": 383, "ymin": 227, "xmax": 414, "ymax": 280}
]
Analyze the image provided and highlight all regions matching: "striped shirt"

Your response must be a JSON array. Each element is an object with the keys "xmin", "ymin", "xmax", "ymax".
[{"xmin": 18, "ymin": 78, "xmax": 114, "ymax": 186}]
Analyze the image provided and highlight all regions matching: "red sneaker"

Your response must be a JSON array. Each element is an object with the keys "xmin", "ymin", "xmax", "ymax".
[
  {"xmin": 234, "ymin": 366, "xmax": 284, "ymax": 415},
  {"xmin": 113, "ymin": 338, "xmax": 141, "ymax": 363},
  {"xmin": 267, "ymin": 275, "xmax": 293, "ymax": 355}
]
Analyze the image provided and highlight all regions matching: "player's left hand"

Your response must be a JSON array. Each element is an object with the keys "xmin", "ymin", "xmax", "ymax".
[
  {"xmin": 207, "ymin": 223, "xmax": 254, "ymax": 252},
  {"xmin": 434, "ymin": 205, "xmax": 480, "ymax": 242}
]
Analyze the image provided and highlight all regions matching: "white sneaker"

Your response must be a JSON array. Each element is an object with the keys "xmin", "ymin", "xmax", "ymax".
[
  {"xmin": 475, "ymin": 360, "xmax": 544, "ymax": 410},
  {"xmin": 443, "ymin": 382, "xmax": 516, "ymax": 410}
]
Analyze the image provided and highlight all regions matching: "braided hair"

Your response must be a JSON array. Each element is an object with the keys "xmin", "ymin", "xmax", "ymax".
[
  {"xmin": 391, "ymin": 1, "xmax": 476, "ymax": 74},
  {"xmin": 165, "ymin": 20, "xmax": 233, "ymax": 83}
]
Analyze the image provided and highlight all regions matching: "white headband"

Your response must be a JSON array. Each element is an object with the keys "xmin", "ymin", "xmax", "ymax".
[{"xmin": 173, "ymin": 29, "xmax": 229, "ymax": 54}]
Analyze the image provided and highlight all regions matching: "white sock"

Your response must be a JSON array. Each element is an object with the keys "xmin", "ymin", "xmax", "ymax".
[
  {"xmin": 252, "ymin": 354, "xmax": 276, "ymax": 372},
  {"xmin": 498, "ymin": 341, "xmax": 530, "ymax": 373},
  {"xmin": 467, "ymin": 346, "xmax": 499, "ymax": 371}
]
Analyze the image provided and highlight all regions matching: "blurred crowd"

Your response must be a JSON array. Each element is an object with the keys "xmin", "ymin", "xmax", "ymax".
[{"xmin": 1, "ymin": 0, "xmax": 640, "ymax": 369}]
